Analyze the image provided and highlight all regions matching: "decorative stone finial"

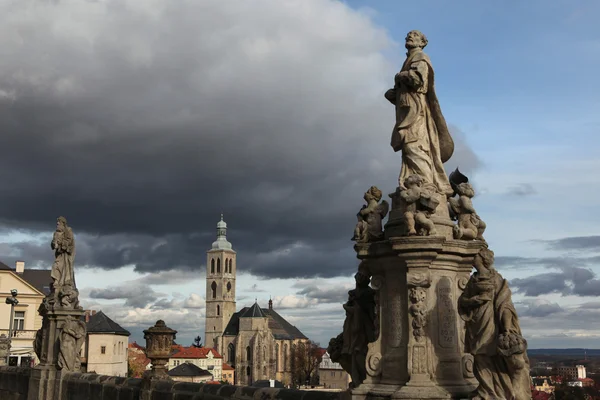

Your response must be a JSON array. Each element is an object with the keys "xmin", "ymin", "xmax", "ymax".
[{"xmin": 144, "ymin": 320, "xmax": 177, "ymax": 379}]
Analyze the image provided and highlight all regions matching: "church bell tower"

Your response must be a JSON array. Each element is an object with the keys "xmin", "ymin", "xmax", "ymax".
[{"xmin": 205, "ymin": 214, "xmax": 237, "ymax": 353}]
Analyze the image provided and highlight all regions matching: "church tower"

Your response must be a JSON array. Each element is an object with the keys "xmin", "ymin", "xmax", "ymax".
[{"xmin": 205, "ymin": 214, "xmax": 237, "ymax": 352}]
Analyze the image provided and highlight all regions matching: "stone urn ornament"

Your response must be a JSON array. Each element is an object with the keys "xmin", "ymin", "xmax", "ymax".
[{"xmin": 144, "ymin": 320, "xmax": 177, "ymax": 379}]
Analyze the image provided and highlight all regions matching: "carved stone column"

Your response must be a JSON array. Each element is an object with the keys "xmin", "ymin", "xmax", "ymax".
[
  {"xmin": 352, "ymin": 236, "xmax": 483, "ymax": 400},
  {"xmin": 27, "ymin": 299, "xmax": 85, "ymax": 400}
]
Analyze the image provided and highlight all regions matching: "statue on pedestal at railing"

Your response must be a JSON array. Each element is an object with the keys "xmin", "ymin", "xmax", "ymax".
[
  {"xmin": 57, "ymin": 316, "xmax": 86, "ymax": 371},
  {"xmin": 385, "ymin": 30, "xmax": 454, "ymax": 196},
  {"xmin": 458, "ymin": 248, "xmax": 531, "ymax": 400},
  {"xmin": 50, "ymin": 216, "xmax": 80, "ymax": 308}
]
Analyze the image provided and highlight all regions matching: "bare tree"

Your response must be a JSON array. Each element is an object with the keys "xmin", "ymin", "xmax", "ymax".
[{"xmin": 290, "ymin": 341, "xmax": 323, "ymax": 387}]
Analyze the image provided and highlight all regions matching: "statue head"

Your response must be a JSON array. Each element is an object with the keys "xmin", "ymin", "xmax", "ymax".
[
  {"xmin": 57, "ymin": 216, "xmax": 67, "ymax": 231},
  {"xmin": 474, "ymin": 247, "xmax": 495, "ymax": 272},
  {"xmin": 405, "ymin": 30, "xmax": 428, "ymax": 50},
  {"xmin": 456, "ymin": 182, "xmax": 475, "ymax": 198},
  {"xmin": 364, "ymin": 186, "xmax": 382, "ymax": 202},
  {"xmin": 354, "ymin": 271, "xmax": 371, "ymax": 288}
]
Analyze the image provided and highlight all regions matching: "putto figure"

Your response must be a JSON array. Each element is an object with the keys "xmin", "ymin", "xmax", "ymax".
[
  {"xmin": 352, "ymin": 186, "xmax": 389, "ymax": 243},
  {"xmin": 51, "ymin": 216, "xmax": 76, "ymax": 290},
  {"xmin": 400, "ymin": 174, "xmax": 439, "ymax": 236},
  {"xmin": 385, "ymin": 30, "xmax": 454, "ymax": 196},
  {"xmin": 458, "ymin": 248, "xmax": 531, "ymax": 400}
]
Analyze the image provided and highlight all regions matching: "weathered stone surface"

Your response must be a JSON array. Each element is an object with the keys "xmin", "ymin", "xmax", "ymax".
[
  {"xmin": 458, "ymin": 248, "xmax": 531, "ymax": 400},
  {"xmin": 352, "ymin": 186, "xmax": 389, "ymax": 243}
]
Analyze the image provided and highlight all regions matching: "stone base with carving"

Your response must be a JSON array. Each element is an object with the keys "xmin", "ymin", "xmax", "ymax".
[
  {"xmin": 350, "ymin": 236, "xmax": 484, "ymax": 400},
  {"xmin": 27, "ymin": 300, "xmax": 85, "ymax": 400}
]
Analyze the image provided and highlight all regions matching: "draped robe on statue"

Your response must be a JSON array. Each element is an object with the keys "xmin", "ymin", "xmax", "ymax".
[
  {"xmin": 458, "ymin": 270, "xmax": 531, "ymax": 400},
  {"xmin": 385, "ymin": 49, "xmax": 454, "ymax": 196}
]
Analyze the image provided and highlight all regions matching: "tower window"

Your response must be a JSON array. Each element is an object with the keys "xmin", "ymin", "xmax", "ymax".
[
  {"xmin": 217, "ymin": 258, "xmax": 221, "ymax": 273},
  {"xmin": 228, "ymin": 343, "xmax": 235, "ymax": 364},
  {"xmin": 211, "ymin": 259, "xmax": 215, "ymax": 274},
  {"xmin": 227, "ymin": 282, "xmax": 232, "ymax": 292},
  {"xmin": 211, "ymin": 281, "xmax": 217, "ymax": 299},
  {"xmin": 217, "ymin": 305, "xmax": 220, "ymax": 316},
  {"xmin": 246, "ymin": 346, "xmax": 252, "ymax": 362}
]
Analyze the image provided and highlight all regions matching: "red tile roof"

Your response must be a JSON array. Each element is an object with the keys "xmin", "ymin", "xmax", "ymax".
[
  {"xmin": 171, "ymin": 346, "xmax": 222, "ymax": 359},
  {"xmin": 222, "ymin": 363, "xmax": 234, "ymax": 370},
  {"xmin": 129, "ymin": 342, "xmax": 145, "ymax": 350}
]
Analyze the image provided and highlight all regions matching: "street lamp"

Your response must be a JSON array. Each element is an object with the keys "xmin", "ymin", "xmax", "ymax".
[{"xmin": 5, "ymin": 289, "xmax": 18, "ymax": 364}]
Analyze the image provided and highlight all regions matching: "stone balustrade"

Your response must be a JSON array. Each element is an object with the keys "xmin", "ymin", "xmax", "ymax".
[
  {"xmin": 0, "ymin": 366, "xmax": 347, "ymax": 400},
  {"xmin": 0, "ymin": 329, "xmax": 37, "ymax": 339}
]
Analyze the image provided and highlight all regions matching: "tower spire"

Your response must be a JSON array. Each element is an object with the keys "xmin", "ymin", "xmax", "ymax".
[{"xmin": 212, "ymin": 214, "xmax": 232, "ymax": 250}]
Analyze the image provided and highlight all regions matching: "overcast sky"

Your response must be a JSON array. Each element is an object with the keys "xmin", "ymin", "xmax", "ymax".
[{"xmin": 1, "ymin": 0, "xmax": 600, "ymax": 349}]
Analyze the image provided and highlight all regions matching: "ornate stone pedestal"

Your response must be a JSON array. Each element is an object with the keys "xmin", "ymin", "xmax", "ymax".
[
  {"xmin": 27, "ymin": 300, "xmax": 85, "ymax": 400},
  {"xmin": 352, "ymin": 236, "xmax": 483, "ymax": 400}
]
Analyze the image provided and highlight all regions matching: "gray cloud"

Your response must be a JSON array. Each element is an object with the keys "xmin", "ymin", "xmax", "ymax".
[
  {"xmin": 0, "ymin": 1, "xmax": 481, "ymax": 280},
  {"xmin": 292, "ymin": 280, "xmax": 352, "ymax": 304},
  {"xmin": 518, "ymin": 300, "xmax": 564, "ymax": 317},
  {"xmin": 542, "ymin": 236, "xmax": 600, "ymax": 252},
  {"xmin": 88, "ymin": 284, "xmax": 162, "ymax": 308},
  {"xmin": 506, "ymin": 183, "xmax": 537, "ymax": 197},
  {"xmin": 510, "ymin": 266, "xmax": 600, "ymax": 297}
]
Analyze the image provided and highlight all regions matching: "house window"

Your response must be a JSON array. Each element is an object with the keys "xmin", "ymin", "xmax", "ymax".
[
  {"xmin": 13, "ymin": 311, "xmax": 25, "ymax": 331},
  {"xmin": 101, "ymin": 346, "xmax": 106, "ymax": 354}
]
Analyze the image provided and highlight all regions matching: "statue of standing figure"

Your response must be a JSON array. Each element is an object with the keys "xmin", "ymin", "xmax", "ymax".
[
  {"xmin": 385, "ymin": 30, "xmax": 454, "ymax": 196},
  {"xmin": 458, "ymin": 248, "xmax": 531, "ymax": 400},
  {"xmin": 57, "ymin": 316, "xmax": 86, "ymax": 371},
  {"xmin": 51, "ymin": 216, "xmax": 76, "ymax": 292}
]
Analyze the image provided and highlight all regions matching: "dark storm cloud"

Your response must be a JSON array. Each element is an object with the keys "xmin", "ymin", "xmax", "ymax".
[{"xmin": 0, "ymin": 0, "xmax": 480, "ymax": 279}]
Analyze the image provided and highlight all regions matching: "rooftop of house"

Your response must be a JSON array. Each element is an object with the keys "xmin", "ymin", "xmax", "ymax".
[
  {"xmin": 167, "ymin": 363, "xmax": 212, "ymax": 378},
  {"xmin": 222, "ymin": 363, "xmax": 234, "ymax": 371},
  {"xmin": 0, "ymin": 260, "xmax": 52, "ymax": 295},
  {"xmin": 171, "ymin": 346, "xmax": 222, "ymax": 359},
  {"xmin": 86, "ymin": 311, "xmax": 131, "ymax": 336}
]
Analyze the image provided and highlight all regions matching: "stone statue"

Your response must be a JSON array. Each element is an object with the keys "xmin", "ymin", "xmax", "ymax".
[
  {"xmin": 34, "ymin": 328, "xmax": 43, "ymax": 361},
  {"xmin": 458, "ymin": 248, "xmax": 531, "ymax": 400},
  {"xmin": 385, "ymin": 30, "xmax": 454, "ymax": 196},
  {"xmin": 57, "ymin": 316, "xmax": 86, "ymax": 371},
  {"xmin": 400, "ymin": 174, "xmax": 439, "ymax": 236},
  {"xmin": 0, "ymin": 334, "xmax": 10, "ymax": 366},
  {"xmin": 51, "ymin": 216, "xmax": 76, "ymax": 291},
  {"xmin": 331, "ymin": 269, "xmax": 377, "ymax": 388},
  {"xmin": 352, "ymin": 186, "xmax": 389, "ymax": 243},
  {"xmin": 448, "ymin": 169, "xmax": 486, "ymax": 241}
]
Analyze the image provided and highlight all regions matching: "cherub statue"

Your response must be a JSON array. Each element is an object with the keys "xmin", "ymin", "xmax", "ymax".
[
  {"xmin": 352, "ymin": 186, "xmax": 389, "ymax": 243},
  {"xmin": 448, "ymin": 182, "xmax": 486, "ymax": 241},
  {"xmin": 399, "ymin": 174, "xmax": 438, "ymax": 236}
]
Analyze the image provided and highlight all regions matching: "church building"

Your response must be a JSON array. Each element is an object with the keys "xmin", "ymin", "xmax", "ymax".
[{"xmin": 204, "ymin": 215, "xmax": 309, "ymax": 386}]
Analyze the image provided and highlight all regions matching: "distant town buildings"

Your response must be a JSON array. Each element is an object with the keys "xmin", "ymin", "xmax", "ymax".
[
  {"xmin": 169, "ymin": 346, "xmax": 223, "ymax": 381},
  {"xmin": 81, "ymin": 310, "xmax": 130, "ymax": 377},
  {"xmin": 0, "ymin": 261, "xmax": 50, "ymax": 366},
  {"xmin": 203, "ymin": 215, "xmax": 310, "ymax": 386},
  {"xmin": 318, "ymin": 352, "xmax": 350, "ymax": 390}
]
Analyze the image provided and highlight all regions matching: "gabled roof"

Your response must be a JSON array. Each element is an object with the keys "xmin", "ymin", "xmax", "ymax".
[
  {"xmin": 223, "ymin": 305, "xmax": 307, "ymax": 340},
  {"xmin": 86, "ymin": 311, "xmax": 130, "ymax": 336},
  {"xmin": 240, "ymin": 302, "xmax": 266, "ymax": 318},
  {"xmin": 222, "ymin": 363, "xmax": 234, "ymax": 370},
  {"xmin": 167, "ymin": 363, "xmax": 212, "ymax": 377},
  {"xmin": 171, "ymin": 347, "xmax": 222, "ymax": 359},
  {"xmin": 0, "ymin": 261, "xmax": 52, "ymax": 295}
]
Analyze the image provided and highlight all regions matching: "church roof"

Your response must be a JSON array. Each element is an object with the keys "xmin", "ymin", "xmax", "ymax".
[
  {"xmin": 239, "ymin": 302, "xmax": 266, "ymax": 318},
  {"xmin": 223, "ymin": 305, "xmax": 308, "ymax": 340},
  {"xmin": 86, "ymin": 311, "xmax": 131, "ymax": 336}
]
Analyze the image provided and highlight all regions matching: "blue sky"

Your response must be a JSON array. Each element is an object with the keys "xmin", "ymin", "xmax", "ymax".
[{"xmin": 0, "ymin": 0, "xmax": 599, "ymax": 349}]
